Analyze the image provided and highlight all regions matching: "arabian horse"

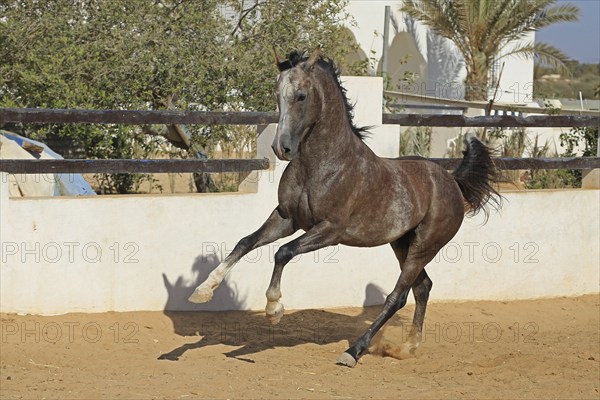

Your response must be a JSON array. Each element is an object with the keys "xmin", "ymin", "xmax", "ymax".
[{"xmin": 189, "ymin": 50, "xmax": 501, "ymax": 367}]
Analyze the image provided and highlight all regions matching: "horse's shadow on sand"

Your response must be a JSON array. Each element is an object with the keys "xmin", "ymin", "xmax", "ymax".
[{"xmin": 159, "ymin": 254, "xmax": 405, "ymax": 362}]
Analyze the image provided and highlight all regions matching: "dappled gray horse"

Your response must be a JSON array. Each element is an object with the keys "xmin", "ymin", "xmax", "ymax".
[{"xmin": 189, "ymin": 50, "xmax": 501, "ymax": 367}]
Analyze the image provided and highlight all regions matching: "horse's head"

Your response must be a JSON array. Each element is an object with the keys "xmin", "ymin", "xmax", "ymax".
[{"xmin": 272, "ymin": 50, "xmax": 322, "ymax": 161}]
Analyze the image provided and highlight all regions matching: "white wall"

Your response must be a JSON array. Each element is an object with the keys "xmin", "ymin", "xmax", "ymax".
[
  {"xmin": 495, "ymin": 31, "xmax": 536, "ymax": 104},
  {"xmin": 343, "ymin": 76, "xmax": 401, "ymax": 157},
  {"xmin": 345, "ymin": 1, "xmax": 404, "ymax": 66},
  {"xmin": 1, "ymin": 76, "xmax": 598, "ymax": 315}
]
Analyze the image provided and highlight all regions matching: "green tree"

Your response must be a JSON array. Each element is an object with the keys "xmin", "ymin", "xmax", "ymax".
[
  {"xmin": 0, "ymin": 0, "xmax": 230, "ymax": 193},
  {"xmin": 401, "ymin": 0, "xmax": 579, "ymax": 100},
  {"xmin": 0, "ymin": 0, "xmax": 354, "ymax": 193}
]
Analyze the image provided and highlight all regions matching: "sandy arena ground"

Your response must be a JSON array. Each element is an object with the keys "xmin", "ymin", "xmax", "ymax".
[{"xmin": 1, "ymin": 295, "xmax": 598, "ymax": 399}]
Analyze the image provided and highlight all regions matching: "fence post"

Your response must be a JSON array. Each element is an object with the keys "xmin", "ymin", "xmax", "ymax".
[{"xmin": 581, "ymin": 129, "xmax": 600, "ymax": 189}]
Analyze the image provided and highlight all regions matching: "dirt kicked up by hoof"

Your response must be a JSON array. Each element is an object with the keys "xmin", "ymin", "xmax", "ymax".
[
  {"xmin": 336, "ymin": 352, "xmax": 357, "ymax": 368},
  {"xmin": 188, "ymin": 289, "xmax": 213, "ymax": 303}
]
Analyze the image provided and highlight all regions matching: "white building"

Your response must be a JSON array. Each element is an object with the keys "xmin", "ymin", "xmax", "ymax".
[{"xmin": 345, "ymin": 1, "xmax": 535, "ymax": 104}]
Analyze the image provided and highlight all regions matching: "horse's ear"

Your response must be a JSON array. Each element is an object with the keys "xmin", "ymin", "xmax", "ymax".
[
  {"xmin": 274, "ymin": 46, "xmax": 294, "ymax": 72},
  {"xmin": 305, "ymin": 49, "xmax": 320, "ymax": 70},
  {"xmin": 273, "ymin": 46, "xmax": 286, "ymax": 65}
]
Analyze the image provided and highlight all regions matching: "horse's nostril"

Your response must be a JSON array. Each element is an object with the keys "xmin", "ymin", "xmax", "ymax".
[{"xmin": 271, "ymin": 144, "xmax": 291, "ymax": 159}]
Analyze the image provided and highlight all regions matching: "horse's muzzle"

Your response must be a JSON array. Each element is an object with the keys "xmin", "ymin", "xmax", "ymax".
[
  {"xmin": 271, "ymin": 131, "xmax": 294, "ymax": 160},
  {"xmin": 271, "ymin": 144, "xmax": 292, "ymax": 161}
]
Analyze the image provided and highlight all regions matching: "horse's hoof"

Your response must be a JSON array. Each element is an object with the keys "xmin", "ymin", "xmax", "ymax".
[
  {"xmin": 336, "ymin": 352, "xmax": 357, "ymax": 368},
  {"xmin": 399, "ymin": 342, "xmax": 418, "ymax": 359},
  {"xmin": 265, "ymin": 303, "xmax": 284, "ymax": 325},
  {"xmin": 266, "ymin": 313, "xmax": 283, "ymax": 325},
  {"xmin": 188, "ymin": 288, "xmax": 213, "ymax": 303}
]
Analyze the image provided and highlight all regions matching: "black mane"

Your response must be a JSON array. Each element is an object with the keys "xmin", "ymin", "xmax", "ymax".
[{"xmin": 279, "ymin": 50, "xmax": 370, "ymax": 140}]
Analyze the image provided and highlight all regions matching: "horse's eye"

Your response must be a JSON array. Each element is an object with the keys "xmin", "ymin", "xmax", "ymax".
[{"xmin": 297, "ymin": 93, "xmax": 307, "ymax": 102}]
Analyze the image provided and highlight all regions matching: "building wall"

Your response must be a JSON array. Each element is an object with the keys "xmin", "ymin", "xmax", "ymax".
[
  {"xmin": 346, "ymin": 0, "xmax": 535, "ymax": 103},
  {"xmin": 1, "ymin": 76, "xmax": 598, "ymax": 315}
]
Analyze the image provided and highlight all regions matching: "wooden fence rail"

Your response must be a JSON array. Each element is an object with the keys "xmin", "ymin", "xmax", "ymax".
[
  {"xmin": 1, "ymin": 108, "xmax": 598, "ymax": 127},
  {"xmin": 1, "ymin": 157, "xmax": 598, "ymax": 174},
  {"xmin": 0, "ymin": 108, "xmax": 279, "ymax": 126},
  {"xmin": 381, "ymin": 114, "xmax": 600, "ymax": 128},
  {"xmin": 1, "ymin": 108, "xmax": 599, "ymax": 174},
  {"xmin": 0, "ymin": 158, "xmax": 270, "ymax": 174}
]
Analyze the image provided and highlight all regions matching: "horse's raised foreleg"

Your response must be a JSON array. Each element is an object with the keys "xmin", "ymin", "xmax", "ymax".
[
  {"xmin": 188, "ymin": 207, "xmax": 295, "ymax": 303},
  {"xmin": 264, "ymin": 221, "xmax": 341, "ymax": 324}
]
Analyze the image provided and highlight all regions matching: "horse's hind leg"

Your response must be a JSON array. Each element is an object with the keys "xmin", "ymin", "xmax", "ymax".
[
  {"xmin": 390, "ymin": 237, "xmax": 433, "ymax": 357},
  {"xmin": 189, "ymin": 207, "xmax": 295, "ymax": 303},
  {"xmin": 337, "ymin": 225, "xmax": 449, "ymax": 368},
  {"xmin": 402, "ymin": 270, "xmax": 432, "ymax": 357}
]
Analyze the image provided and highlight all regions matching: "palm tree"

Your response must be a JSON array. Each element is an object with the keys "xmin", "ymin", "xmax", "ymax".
[{"xmin": 401, "ymin": 0, "xmax": 579, "ymax": 100}]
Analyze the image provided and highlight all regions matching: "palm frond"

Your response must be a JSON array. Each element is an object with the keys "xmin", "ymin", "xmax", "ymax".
[
  {"xmin": 480, "ymin": 0, "xmax": 524, "ymax": 55},
  {"xmin": 532, "ymin": 3, "xmax": 580, "ymax": 30},
  {"xmin": 498, "ymin": 42, "xmax": 571, "ymax": 74},
  {"xmin": 498, "ymin": 1, "xmax": 579, "ymax": 44},
  {"xmin": 401, "ymin": 0, "xmax": 470, "ymax": 57}
]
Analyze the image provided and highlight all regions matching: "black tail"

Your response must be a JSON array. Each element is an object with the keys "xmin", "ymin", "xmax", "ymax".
[{"xmin": 452, "ymin": 135, "xmax": 502, "ymax": 221}]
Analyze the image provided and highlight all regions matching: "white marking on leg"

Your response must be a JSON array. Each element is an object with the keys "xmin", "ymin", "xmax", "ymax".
[
  {"xmin": 265, "ymin": 286, "xmax": 284, "ymax": 324},
  {"xmin": 336, "ymin": 352, "xmax": 357, "ymax": 368},
  {"xmin": 265, "ymin": 301, "xmax": 284, "ymax": 325},
  {"xmin": 188, "ymin": 261, "xmax": 232, "ymax": 303}
]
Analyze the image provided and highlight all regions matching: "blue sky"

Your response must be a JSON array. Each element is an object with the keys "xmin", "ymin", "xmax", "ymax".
[{"xmin": 536, "ymin": 0, "xmax": 600, "ymax": 64}]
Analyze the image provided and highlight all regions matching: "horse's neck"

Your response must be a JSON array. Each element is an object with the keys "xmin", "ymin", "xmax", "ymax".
[
  {"xmin": 300, "ymin": 113, "xmax": 375, "ymax": 172},
  {"xmin": 299, "ymin": 72, "xmax": 378, "ymax": 171}
]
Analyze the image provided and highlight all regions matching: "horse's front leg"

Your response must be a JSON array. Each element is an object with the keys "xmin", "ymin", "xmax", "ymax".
[
  {"xmin": 265, "ymin": 221, "xmax": 341, "ymax": 324},
  {"xmin": 188, "ymin": 207, "xmax": 295, "ymax": 303}
]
